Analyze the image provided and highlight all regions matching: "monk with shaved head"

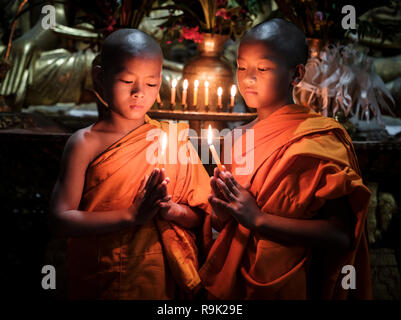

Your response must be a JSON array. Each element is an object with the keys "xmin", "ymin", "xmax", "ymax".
[
  {"xmin": 49, "ymin": 29, "xmax": 211, "ymax": 299},
  {"xmin": 200, "ymin": 19, "xmax": 372, "ymax": 300}
]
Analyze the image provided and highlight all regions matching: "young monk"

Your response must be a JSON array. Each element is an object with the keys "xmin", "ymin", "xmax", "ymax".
[
  {"xmin": 49, "ymin": 29, "xmax": 211, "ymax": 299},
  {"xmin": 199, "ymin": 19, "xmax": 372, "ymax": 300}
]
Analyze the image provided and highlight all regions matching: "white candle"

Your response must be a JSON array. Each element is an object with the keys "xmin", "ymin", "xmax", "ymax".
[
  {"xmin": 156, "ymin": 92, "xmax": 162, "ymax": 108},
  {"xmin": 208, "ymin": 124, "xmax": 223, "ymax": 171},
  {"xmin": 171, "ymin": 79, "xmax": 177, "ymax": 106},
  {"xmin": 230, "ymin": 85, "xmax": 236, "ymax": 108},
  {"xmin": 217, "ymin": 87, "xmax": 223, "ymax": 108},
  {"xmin": 204, "ymin": 80, "xmax": 209, "ymax": 107},
  {"xmin": 193, "ymin": 79, "xmax": 199, "ymax": 106},
  {"xmin": 182, "ymin": 79, "xmax": 188, "ymax": 107},
  {"xmin": 158, "ymin": 132, "xmax": 168, "ymax": 168}
]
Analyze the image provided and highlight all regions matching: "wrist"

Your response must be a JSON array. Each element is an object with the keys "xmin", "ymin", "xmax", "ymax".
[
  {"xmin": 124, "ymin": 206, "xmax": 139, "ymax": 227},
  {"xmin": 253, "ymin": 211, "xmax": 266, "ymax": 232}
]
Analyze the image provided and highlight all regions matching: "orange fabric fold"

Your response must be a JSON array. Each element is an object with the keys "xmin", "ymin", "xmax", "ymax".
[
  {"xmin": 199, "ymin": 104, "xmax": 372, "ymax": 299},
  {"xmin": 68, "ymin": 115, "xmax": 212, "ymax": 299}
]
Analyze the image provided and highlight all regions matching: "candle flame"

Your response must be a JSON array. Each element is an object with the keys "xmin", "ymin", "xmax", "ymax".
[
  {"xmin": 217, "ymin": 87, "xmax": 223, "ymax": 96},
  {"xmin": 231, "ymin": 85, "xmax": 237, "ymax": 97},
  {"xmin": 172, "ymin": 79, "xmax": 177, "ymax": 88},
  {"xmin": 183, "ymin": 79, "xmax": 188, "ymax": 90},
  {"xmin": 207, "ymin": 124, "xmax": 212, "ymax": 145},
  {"xmin": 194, "ymin": 79, "xmax": 199, "ymax": 88},
  {"xmin": 204, "ymin": 80, "xmax": 209, "ymax": 88}
]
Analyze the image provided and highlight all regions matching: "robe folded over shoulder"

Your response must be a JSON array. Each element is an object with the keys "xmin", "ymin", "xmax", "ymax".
[
  {"xmin": 68, "ymin": 115, "xmax": 212, "ymax": 299},
  {"xmin": 199, "ymin": 104, "xmax": 372, "ymax": 300}
]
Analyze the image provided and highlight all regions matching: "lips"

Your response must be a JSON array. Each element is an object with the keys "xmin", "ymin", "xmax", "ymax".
[
  {"xmin": 129, "ymin": 105, "xmax": 145, "ymax": 110},
  {"xmin": 244, "ymin": 89, "xmax": 257, "ymax": 95}
]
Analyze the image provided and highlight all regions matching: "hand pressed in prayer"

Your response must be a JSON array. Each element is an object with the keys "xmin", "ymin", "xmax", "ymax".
[
  {"xmin": 129, "ymin": 168, "xmax": 171, "ymax": 225},
  {"xmin": 209, "ymin": 169, "xmax": 262, "ymax": 230},
  {"xmin": 157, "ymin": 200, "xmax": 186, "ymax": 223}
]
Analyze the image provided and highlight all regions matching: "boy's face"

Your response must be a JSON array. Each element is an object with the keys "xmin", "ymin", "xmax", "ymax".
[
  {"xmin": 104, "ymin": 55, "xmax": 162, "ymax": 120},
  {"xmin": 237, "ymin": 40, "xmax": 294, "ymax": 110}
]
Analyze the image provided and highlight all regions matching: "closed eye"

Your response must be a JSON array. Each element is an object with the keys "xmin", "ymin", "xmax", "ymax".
[
  {"xmin": 119, "ymin": 79, "xmax": 133, "ymax": 84},
  {"xmin": 147, "ymin": 84, "xmax": 157, "ymax": 87},
  {"xmin": 258, "ymin": 68, "xmax": 271, "ymax": 71},
  {"xmin": 237, "ymin": 67, "xmax": 246, "ymax": 71}
]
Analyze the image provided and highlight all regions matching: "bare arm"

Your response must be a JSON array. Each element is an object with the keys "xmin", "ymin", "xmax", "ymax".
[
  {"xmin": 209, "ymin": 169, "xmax": 355, "ymax": 250},
  {"xmin": 49, "ymin": 131, "xmax": 168, "ymax": 237},
  {"xmin": 253, "ymin": 196, "xmax": 355, "ymax": 249}
]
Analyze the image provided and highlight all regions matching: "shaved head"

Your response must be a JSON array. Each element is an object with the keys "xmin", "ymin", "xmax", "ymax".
[
  {"xmin": 241, "ymin": 18, "xmax": 308, "ymax": 68},
  {"xmin": 101, "ymin": 28, "xmax": 163, "ymax": 75}
]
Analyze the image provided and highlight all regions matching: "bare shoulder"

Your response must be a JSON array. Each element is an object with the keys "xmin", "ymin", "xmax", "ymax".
[{"xmin": 63, "ymin": 124, "xmax": 99, "ymax": 165}]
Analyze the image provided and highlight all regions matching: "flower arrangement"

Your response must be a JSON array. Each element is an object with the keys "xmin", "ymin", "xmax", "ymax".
[{"xmin": 153, "ymin": 0, "xmax": 264, "ymax": 45}]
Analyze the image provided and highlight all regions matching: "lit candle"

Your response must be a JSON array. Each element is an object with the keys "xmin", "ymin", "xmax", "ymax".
[
  {"xmin": 193, "ymin": 79, "xmax": 199, "ymax": 107},
  {"xmin": 230, "ymin": 85, "xmax": 236, "ymax": 108},
  {"xmin": 158, "ymin": 131, "xmax": 168, "ymax": 168},
  {"xmin": 170, "ymin": 79, "xmax": 177, "ymax": 107},
  {"xmin": 208, "ymin": 124, "xmax": 223, "ymax": 171},
  {"xmin": 204, "ymin": 80, "xmax": 209, "ymax": 108},
  {"xmin": 157, "ymin": 92, "xmax": 162, "ymax": 108},
  {"xmin": 182, "ymin": 79, "xmax": 188, "ymax": 108},
  {"xmin": 217, "ymin": 87, "xmax": 223, "ymax": 109}
]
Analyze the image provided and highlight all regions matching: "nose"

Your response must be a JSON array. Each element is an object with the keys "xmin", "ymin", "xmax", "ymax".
[
  {"xmin": 131, "ymin": 83, "xmax": 144, "ymax": 99},
  {"xmin": 244, "ymin": 71, "xmax": 256, "ymax": 86}
]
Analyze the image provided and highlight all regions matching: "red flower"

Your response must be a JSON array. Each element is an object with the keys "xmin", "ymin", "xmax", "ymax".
[{"xmin": 182, "ymin": 26, "xmax": 204, "ymax": 43}]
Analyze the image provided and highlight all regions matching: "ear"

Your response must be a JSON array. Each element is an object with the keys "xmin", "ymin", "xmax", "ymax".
[
  {"xmin": 291, "ymin": 64, "xmax": 305, "ymax": 86},
  {"xmin": 92, "ymin": 65, "xmax": 105, "ymax": 91}
]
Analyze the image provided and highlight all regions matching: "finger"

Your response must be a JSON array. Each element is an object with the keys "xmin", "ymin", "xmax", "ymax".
[
  {"xmin": 217, "ymin": 178, "xmax": 237, "ymax": 202},
  {"xmin": 156, "ymin": 168, "xmax": 166, "ymax": 185},
  {"xmin": 220, "ymin": 172, "xmax": 240, "ymax": 197},
  {"xmin": 10, "ymin": 53, "xmax": 26, "ymax": 95},
  {"xmin": 146, "ymin": 182, "xmax": 165, "ymax": 205},
  {"xmin": 138, "ymin": 175, "xmax": 148, "ymax": 194},
  {"xmin": 146, "ymin": 168, "xmax": 160, "ymax": 191},
  {"xmin": 210, "ymin": 177, "xmax": 227, "ymax": 201},
  {"xmin": 208, "ymin": 195, "xmax": 233, "ymax": 214},
  {"xmin": 213, "ymin": 166, "xmax": 221, "ymax": 179},
  {"xmin": 158, "ymin": 201, "xmax": 171, "ymax": 208}
]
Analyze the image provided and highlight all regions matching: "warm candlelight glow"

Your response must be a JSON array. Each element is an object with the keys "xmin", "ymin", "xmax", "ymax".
[
  {"xmin": 208, "ymin": 124, "xmax": 223, "ymax": 171},
  {"xmin": 158, "ymin": 132, "xmax": 167, "ymax": 167},
  {"xmin": 217, "ymin": 87, "xmax": 223, "ymax": 108},
  {"xmin": 171, "ymin": 79, "xmax": 177, "ymax": 106},
  {"xmin": 193, "ymin": 79, "xmax": 199, "ymax": 106},
  {"xmin": 182, "ymin": 79, "xmax": 188, "ymax": 107},
  {"xmin": 204, "ymin": 80, "xmax": 209, "ymax": 107},
  {"xmin": 230, "ymin": 85, "xmax": 236, "ymax": 107},
  {"xmin": 207, "ymin": 124, "xmax": 213, "ymax": 145}
]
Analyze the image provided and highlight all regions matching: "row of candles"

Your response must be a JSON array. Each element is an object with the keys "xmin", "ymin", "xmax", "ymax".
[
  {"xmin": 158, "ymin": 124, "xmax": 223, "ymax": 170},
  {"xmin": 157, "ymin": 79, "xmax": 237, "ymax": 109}
]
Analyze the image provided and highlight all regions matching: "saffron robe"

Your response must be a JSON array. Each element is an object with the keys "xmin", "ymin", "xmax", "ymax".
[
  {"xmin": 68, "ymin": 116, "xmax": 212, "ymax": 299},
  {"xmin": 199, "ymin": 104, "xmax": 372, "ymax": 299}
]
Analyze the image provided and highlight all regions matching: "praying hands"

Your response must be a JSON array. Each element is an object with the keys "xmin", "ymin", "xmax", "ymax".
[{"xmin": 209, "ymin": 166, "xmax": 263, "ymax": 230}]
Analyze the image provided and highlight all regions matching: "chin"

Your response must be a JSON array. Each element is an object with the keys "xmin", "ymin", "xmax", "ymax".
[{"xmin": 244, "ymin": 100, "xmax": 259, "ymax": 110}]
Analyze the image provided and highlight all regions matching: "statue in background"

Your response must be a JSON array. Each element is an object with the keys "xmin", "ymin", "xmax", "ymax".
[{"xmin": 0, "ymin": 0, "xmax": 100, "ymax": 111}]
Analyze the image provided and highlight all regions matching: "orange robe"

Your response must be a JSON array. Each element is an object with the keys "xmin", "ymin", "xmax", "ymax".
[
  {"xmin": 199, "ymin": 104, "xmax": 372, "ymax": 299},
  {"xmin": 67, "ymin": 116, "xmax": 212, "ymax": 299}
]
